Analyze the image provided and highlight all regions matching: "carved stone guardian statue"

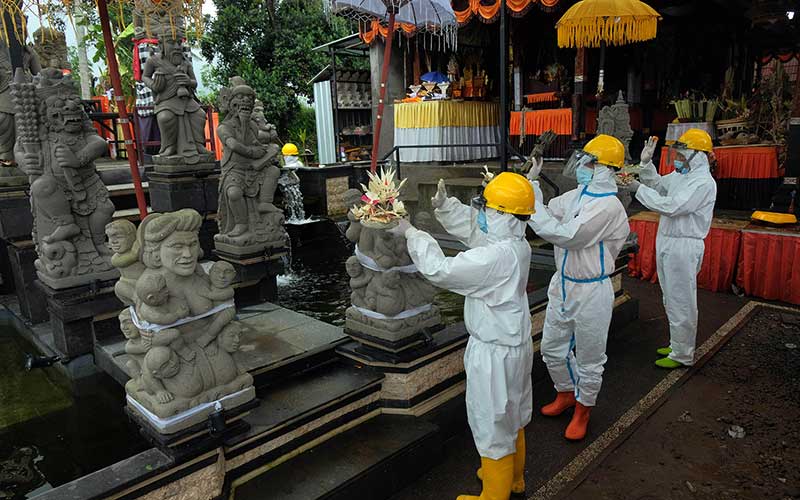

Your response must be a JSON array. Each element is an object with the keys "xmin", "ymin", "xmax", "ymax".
[
  {"xmin": 343, "ymin": 190, "xmax": 441, "ymax": 348},
  {"xmin": 597, "ymin": 91, "xmax": 634, "ymax": 163},
  {"xmin": 1, "ymin": 40, "xmax": 39, "ymax": 185},
  {"xmin": 116, "ymin": 209, "xmax": 255, "ymax": 433},
  {"xmin": 12, "ymin": 68, "xmax": 117, "ymax": 288},
  {"xmin": 141, "ymin": 29, "xmax": 214, "ymax": 173},
  {"xmin": 214, "ymin": 77, "xmax": 287, "ymax": 255}
]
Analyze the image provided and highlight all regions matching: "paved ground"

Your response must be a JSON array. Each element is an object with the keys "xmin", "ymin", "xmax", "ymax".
[
  {"xmin": 571, "ymin": 305, "xmax": 800, "ymax": 500},
  {"xmin": 389, "ymin": 276, "xmax": 749, "ymax": 500}
]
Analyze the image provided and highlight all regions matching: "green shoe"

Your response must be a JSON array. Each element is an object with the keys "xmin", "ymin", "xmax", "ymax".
[
  {"xmin": 655, "ymin": 357, "xmax": 684, "ymax": 369},
  {"xmin": 656, "ymin": 346, "xmax": 672, "ymax": 356}
]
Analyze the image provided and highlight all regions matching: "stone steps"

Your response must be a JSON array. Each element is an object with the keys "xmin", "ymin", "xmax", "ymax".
[{"xmin": 231, "ymin": 414, "xmax": 441, "ymax": 500}]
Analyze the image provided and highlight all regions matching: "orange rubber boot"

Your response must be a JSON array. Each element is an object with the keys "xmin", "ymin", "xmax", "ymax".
[
  {"xmin": 564, "ymin": 402, "xmax": 591, "ymax": 441},
  {"xmin": 540, "ymin": 391, "xmax": 576, "ymax": 417}
]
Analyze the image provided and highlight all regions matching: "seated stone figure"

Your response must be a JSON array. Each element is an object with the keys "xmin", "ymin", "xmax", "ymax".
[
  {"xmin": 214, "ymin": 77, "xmax": 286, "ymax": 254},
  {"xmin": 13, "ymin": 69, "xmax": 116, "ymax": 288},
  {"xmin": 117, "ymin": 209, "xmax": 254, "ymax": 429},
  {"xmin": 106, "ymin": 220, "xmax": 145, "ymax": 305}
]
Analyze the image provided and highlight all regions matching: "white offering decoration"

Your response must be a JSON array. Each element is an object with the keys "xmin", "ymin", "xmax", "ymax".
[
  {"xmin": 481, "ymin": 165, "xmax": 495, "ymax": 185},
  {"xmin": 615, "ymin": 164, "xmax": 641, "ymax": 186},
  {"xmin": 351, "ymin": 167, "xmax": 408, "ymax": 227}
]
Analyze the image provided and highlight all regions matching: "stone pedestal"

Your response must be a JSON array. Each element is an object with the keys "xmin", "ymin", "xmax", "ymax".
[
  {"xmin": 152, "ymin": 154, "xmax": 216, "ymax": 175},
  {"xmin": 147, "ymin": 170, "xmax": 219, "ymax": 214},
  {"xmin": 0, "ymin": 185, "xmax": 33, "ymax": 240},
  {"xmin": 8, "ymin": 240, "xmax": 48, "ymax": 323},
  {"xmin": 213, "ymin": 248, "xmax": 286, "ymax": 307},
  {"xmin": 35, "ymin": 278, "xmax": 122, "ymax": 358}
]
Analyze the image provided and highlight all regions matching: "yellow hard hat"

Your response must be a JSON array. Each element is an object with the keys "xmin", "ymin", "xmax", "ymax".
[
  {"xmin": 483, "ymin": 172, "xmax": 536, "ymax": 216},
  {"xmin": 583, "ymin": 134, "xmax": 625, "ymax": 168},
  {"xmin": 676, "ymin": 128, "xmax": 713, "ymax": 152},
  {"xmin": 282, "ymin": 143, "xmax": 299, "ymax": 156}
]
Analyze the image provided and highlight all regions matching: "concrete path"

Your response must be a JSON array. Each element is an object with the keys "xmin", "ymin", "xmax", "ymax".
[{"xmin": 389, "ymin": 277, "xmax": 748, "ymax": 500}]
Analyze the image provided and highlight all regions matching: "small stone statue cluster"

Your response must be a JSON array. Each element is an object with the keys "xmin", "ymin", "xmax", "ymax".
[
  {"xmin": 12, "ymin": 68, "xmax": 117, "ymax": 288},
  {"xmin": 343, "ymin": 189, "xmax": 440, "ymax": 343},
  {"xmin": 597, "ymin": 91, "xmax": 634, "ymax": 163},
  {"xmin": 108, "ymin": 210, "xmax": 254, "ymax": 427},
  {"xmin": 214, "ymin": 76, "xmax": 287, "ymax": 255},
  {"xmin": 142, "ymin": 29, "xmax": 214, "ymax": 173}
]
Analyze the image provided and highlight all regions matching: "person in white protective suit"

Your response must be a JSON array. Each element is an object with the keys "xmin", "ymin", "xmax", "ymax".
[
  {"xmin": 526, "ymin": 134, "xmax": 630, "ymax": 441},
  {"xmin": 389, "ymin": 172, "xmax": 535, "ymax": 500},
  {"xmin": 622, "ymin": 129, "xmax": 717, "ymax": 368}
]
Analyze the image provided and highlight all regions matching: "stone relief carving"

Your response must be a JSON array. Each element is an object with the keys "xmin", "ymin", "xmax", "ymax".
[
  {"xmin": 141, "ymin": 30, "xmax": 213, "ymax": 170},
  {"xmin": 343, "ymin": 191, "xmax": 440, "ymax": 341},
  {"xmin": 12, "ymin": 68, "xmax": 116, "ymax": 288},
  {"xmin": 214, "ymin": 77, "xmax": 286, "ymax": 255},
  {"xmin": 0, "ymin": 40, "xmax": 39, "ymax": 183},
  {"xmin": 597, "ymin": 91, "xmax": 634, "ymax": 163},
  {"xmin": 106, "ymin": 220, "xmax": 146, "ymax": 305},
  {"xmin": 117, "ymin": 209, "xmax": 254, "ymax": 425}
]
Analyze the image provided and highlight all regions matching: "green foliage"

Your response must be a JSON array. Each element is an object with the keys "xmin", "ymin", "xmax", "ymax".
[
  {"xmin": 201, "ymin": 0, "xmax": 352, "ymax": 133},
  {"xmin": 76, "ymin": 2, "xmax": 135, "ymax": 98},
  {"xmin": 288, "ymin": 104, "xmax": 317, "ymax": 156}
]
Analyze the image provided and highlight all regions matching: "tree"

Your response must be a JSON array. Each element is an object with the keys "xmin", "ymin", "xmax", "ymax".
[{"xmin": 201, "ymin": 0, "xmax": 352, "ymax": 130}]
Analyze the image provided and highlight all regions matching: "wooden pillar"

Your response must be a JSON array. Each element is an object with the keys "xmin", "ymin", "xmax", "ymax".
[{"xmin": 572, "ymin": 48, "xmax": 586, "ymax": 141}]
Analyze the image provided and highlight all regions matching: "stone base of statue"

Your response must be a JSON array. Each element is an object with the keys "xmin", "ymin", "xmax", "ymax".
[
  {"xmin": 147, "ymin": 169, "xmax": 219, "ymax": 214},
  {"xmin": 8, "ymin": 240, "xmax": 49, "ymax": 324},
  {"xmin": 0, "ymin": 166, "xmax": 29, "ymax": 188},
  {"xmin": 151, "ymin": 153, "xmax": 216, "ymax": 174},
  {"xmin": 213, "ymin": 235, "xmax": 286, "ymax": 257},
  {"xmin": 213, "ymin": 247, "xmax": 287, "ymax": 307},
  {"xmin": 344, "ymin": 305, "xmax": 443, "ymax": 354},
  {"xmin": 35, "ymin": 278, "xmax": 123, "ymax": 358},
  {"xmin": 37, "ymin": 268, "xmax": 120, "ymax": 290},
  {"xmin": 127, "ymin": 380, "xmax": 256, "ymax": 437},
  {"xmin": 0, "ymin": 184, "xmax": 33, "ymax": 241}
]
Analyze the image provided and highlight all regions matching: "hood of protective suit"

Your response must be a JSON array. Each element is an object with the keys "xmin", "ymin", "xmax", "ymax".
[
  {"xmin": 586, "ymin": 165, "xmax": 618, "ymax": 194},
  {"xmin": 484, "ymin": 208, "xmax": 527, "ymax": 243},
  {"xmin": 686, "ymin": 150, "xmax": 711, "ymax": 176}
]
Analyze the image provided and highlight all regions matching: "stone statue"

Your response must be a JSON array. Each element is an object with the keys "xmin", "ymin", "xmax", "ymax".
[
  {"xmin": 133, "ymin": 0, "xmax": 185, "ymax": 39},
  {"xmin": 32, "ymin": 28, "xmax": 70, "ymax": 70},
  {"xmin": 214, "ymin": 76, "xmax": 286, "ymax": 255},
  {"xmin": 117, "ymin": 209, "xmax": 254, "ymax": 430},
  {"xmin": 12, "ymin": 68, "xmax": 117, "ymax": 289},
  {"xmin": 106, "ymin": 220, "xmax": 145, "ymax": 305},
  {"xmin": 344, "ymin": 198, "xmax": 440, "ymax": 341},
  {"xmin": 597, "ymin": 91, "xmax": 634, "ymax": 163},
  {"xmin": 141, "ymin": 30, "xmax": 213, "ymax": 171},
  {"xmin": 1, "ymin": 40, "xmax": 39, "ymax": 184}
]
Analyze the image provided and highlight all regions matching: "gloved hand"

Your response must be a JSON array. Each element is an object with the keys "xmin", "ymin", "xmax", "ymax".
[
  {"xmin": 387, "ymin": 218, "xmax": 413, "ymax": 237},
  {"xmin": 527, "ymin": 157, "xmax": 544, "ymax": 182},
  {"xmin": 621, "ymin": 179, "xmax": 641, "ymax": 193},
  {"xmin": 640, "ymin": 136, "xmax": 658, "ymax": 165},
  {"xmin": 431, "ymin": 179, "xmax": 447, "ymax": 209}
]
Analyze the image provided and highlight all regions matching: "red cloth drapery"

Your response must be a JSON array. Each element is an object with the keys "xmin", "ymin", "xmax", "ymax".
[
  {"xmin": 525, "ymin": 91, "xmax": 558, "ymax": 104},
  {"xmin": 736, "ymin": 227, "xmax": 800, "ymax": 305},
  {"xmin": 627, "ymin": 213, "xmax": 746, "ymax": 293},
  {"xmin": 358, "ymin": 20, "xmax": 417, "ymax": 44},
  {"xmin": 509, "ymin": 108, "xmax": 571, "ymax": 135},
  {"xmin": 132, "ymin": 38, "xmax": 158, "ymax": 81},
  {"xmin": 453, "ymin": 0, "xmax": 560, "ymax": 25},
  {"xmin": 658, "ymin": 145, "xmax": 781, "ymax": 179}
]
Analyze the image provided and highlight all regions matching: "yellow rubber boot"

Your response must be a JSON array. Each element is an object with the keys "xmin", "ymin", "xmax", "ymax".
[
  {"xmin": 475, "ymin": 430, "xmax": 526, "ymax": 495},
  {"xmin": 458, "ymin": 454, "xmax": 514, "ymax": 500}
]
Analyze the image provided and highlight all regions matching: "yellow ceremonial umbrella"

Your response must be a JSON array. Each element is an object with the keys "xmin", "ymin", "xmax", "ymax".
[{"xmin": 556, "ymin": 0, "xmax": 661, "ymax": 94}]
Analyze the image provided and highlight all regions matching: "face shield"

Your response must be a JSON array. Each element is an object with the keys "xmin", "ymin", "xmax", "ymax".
[
  {"xmin": 665, "ymin": 142, "xmax": 699, "ymax": 174},
  {"xmin": 563, "ymin": 149, "xmax": 598, "ymax": 180}
]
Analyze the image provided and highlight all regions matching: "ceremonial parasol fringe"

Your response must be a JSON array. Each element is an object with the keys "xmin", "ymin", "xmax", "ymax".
[{"xmin": 557, "ymin": 15, "xmax": 658, "ymax": 48}]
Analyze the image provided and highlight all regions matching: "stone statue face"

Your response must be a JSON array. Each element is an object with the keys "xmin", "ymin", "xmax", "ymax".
[
  {"xmin": 151, "ymin": 348, "xmax": 180, "ymax": 378},
  {"xmin": 219, "ymin": 327, "xmax": 240, "ymax": 353},
  {"xmin": 209, "ymin": 263, "xmax": 236, "ymax": 289},
  {"xmin": 345, "ymin": 257, "xmax": 362, "ymax": 277},
  {"xmin": 120, "ymin": 316, "xmax": 139, "ymax": 339},
  {"xmin": 160, "ymin": 231, "xmax": 200, "ymax": 277},
  {"xmin": 107, "ymin": 229, "xmax": 134, "ymax": 254},
  {"xmin": 161, "ymin": 37, "xmax": 184, "ymax": 66},
  {"xmin": 231, "ymin": 93, "xmax": 255, "ymax": 120},
  {"xmin": 44, "ymin": 96, "xmax": 84, "ymax": 133}
]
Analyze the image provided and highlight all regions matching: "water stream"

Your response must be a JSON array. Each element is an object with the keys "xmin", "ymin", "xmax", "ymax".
[{"xmin": 278, "ymin": 171, "xmax": 308, "ymax": 224}]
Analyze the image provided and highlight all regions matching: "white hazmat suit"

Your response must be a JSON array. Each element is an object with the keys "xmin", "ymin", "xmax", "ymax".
[
  {"xmin": 528, "ymin": 166, "xmax": 629, "ymax": 406},
  {"xmin": 403, "ymin": 197, "xmax": 533, "ymax": 460},
  {"xmin": 635, "ymin": 152, "xmax": 717, "ymax": 365}
]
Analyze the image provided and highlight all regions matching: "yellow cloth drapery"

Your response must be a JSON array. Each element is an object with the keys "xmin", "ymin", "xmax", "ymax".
[{"xmin": 395, "ymin": 101, "xmax": 500, "ymax": 129}]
